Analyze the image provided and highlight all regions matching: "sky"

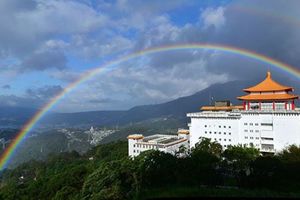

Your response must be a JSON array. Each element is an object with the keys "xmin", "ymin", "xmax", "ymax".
[{"xmin": 1, "ymin": 0, "xmax": 300, "ymax": 112}]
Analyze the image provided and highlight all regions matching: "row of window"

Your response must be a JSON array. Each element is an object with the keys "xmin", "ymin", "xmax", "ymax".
[
  {"xmin": 205, "ymin": 131, "xmax": 231, "ymax": 135},
  {"xmin": 213, "ymin": 138, "xmax": 231, "ymax": 142},
  {"xmin": 204, "ymin": 125, "xmax": 231, "ymax": 128},
  {"xmin": 223, "ymin": 143, "xmax": 259, "ymax": 148},
  {"xmin": 133, "ymin": 144, "xmax": 156, "ymax": 149},
  {"xmin": 244, "ymin": 123, "xmax": 259, "ymax": 126},
  {"xmin": 244, "ymin": 130, "xmax": 260, "ymax": 133},
  {"xmin": 245, "ymin": 136, "xmax": 260, "ymax": 140}
]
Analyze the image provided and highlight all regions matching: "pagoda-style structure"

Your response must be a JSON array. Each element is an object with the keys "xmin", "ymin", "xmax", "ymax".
[{"xmin": 238, "ymin": 71, "xmax": 298, "ymax": 111}]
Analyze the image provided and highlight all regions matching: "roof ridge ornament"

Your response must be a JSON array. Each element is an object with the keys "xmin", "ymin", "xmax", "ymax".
[{"xmin": 267, "ymin": 71, "xmax": 271, "ymax": 78}]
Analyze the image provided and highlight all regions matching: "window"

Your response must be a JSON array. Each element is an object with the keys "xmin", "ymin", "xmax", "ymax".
[
  {"xmin": 255, "ymin": 123, "xmax": 259, "ymax": 126},
  {"xmin": 261, "ymin": 123, "xmax": 273, "ymax": 126},
  {"xmin": 224, "ymin": 145, "xmax": 227, "ymax": 147},
  {"xmin": 261, "ymin": 137, "xmax": 274, "ymax": 141},
  {"xmin": 219, "ymin": 138, "xmax": 221, "ymax": 141},
  {"xmin": 244, "ymin": 123, "xmax": 248, "ymax": 125},
  {"xmin": 244, "ymin": 130, "xmax": 248, "ymax": 132},
  {"xmin": 245, "ymin": 136, "xmax": 248, "ymax": 139},
  {"xmin": 229, "ymin": 126, "xmax": 231, "ymax": 128},
  {"xmin": 224, "ymin": 126, "xmax": 226, "ymax": 128},
  {"xmin": 250, "ymin": 123, "xmax": 253, "ymax": 126},
  {"xmin": 214, "ymin": 132, "xmax": 217, "ymax": 134},
  {"xmin": 133, "ymin": 144, "xmax": 135, "ymax": 147},
  {"xmin": 250, "ymin": 137, "xmax": 253, "ymax": 139},
  {"xmin": 219, "ymin": 125, "xmax": 221, "ymax": 128},
  {"xmin": 224, "ymin": 132, "xmax": 226, "ymax": 135},
  {"xmin": 256, "ymin": 137, "xmax": 259, "ymax": 139},
  {"xmin": 209, "ymin": 131, "xmax": 212, "ymax": 134},
  {"xmin": 255, "ymin": 130, "xmax": 259, "ymax": 132},
  {"xmin": 205, "ymin": 125, "xmax": 207, "ymax": 127},
  {"xmin": 133, "ymin": 150, "xmax": 135, "ymax": 153},
  {"xmin": 205, "ymin": 131, "xmax": 207, "ymax": 134},
  {"xmin": 224, "ymin": 139, "xmax": 226, "ymax": 141},
  {"xmin": 250, "ymin": 130, "xmax": 253, "ymax": 133},
  {"xmin": 229, "ymin": 139, "xmax": 231, "ymax": 141},
  {"xmin": 229, "ymin": 133, "xmax": 231, "ymax": 135},
  {"xmin": 219, "ymin": 132, "xmax": 221, "ymax": 134}
]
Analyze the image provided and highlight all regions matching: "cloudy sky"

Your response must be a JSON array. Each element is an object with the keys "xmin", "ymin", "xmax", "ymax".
[{"xmin": 1, "ymin": 0, "xmax": 300, "ymax": 112}]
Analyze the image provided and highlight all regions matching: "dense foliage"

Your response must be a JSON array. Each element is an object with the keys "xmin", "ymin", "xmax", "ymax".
[{"xmin": 1, "ymin": 139, "xmax": 300, "ymax": 199}]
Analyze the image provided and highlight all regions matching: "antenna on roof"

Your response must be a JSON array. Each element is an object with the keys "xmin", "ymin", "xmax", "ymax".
[{"xmin": 209, "ymin": 92, "xmax": 214, "ymax": 106}]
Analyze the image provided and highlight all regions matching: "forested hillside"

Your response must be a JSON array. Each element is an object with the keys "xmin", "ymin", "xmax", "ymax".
[{"xmin": 1, "ymin": 139, "xmax": 300, "ymax": 199}]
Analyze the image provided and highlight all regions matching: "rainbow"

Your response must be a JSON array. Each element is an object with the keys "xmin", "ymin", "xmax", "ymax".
[{"xmin": 1, "ymin": 43, "xmax": 300, "ymax": 170}]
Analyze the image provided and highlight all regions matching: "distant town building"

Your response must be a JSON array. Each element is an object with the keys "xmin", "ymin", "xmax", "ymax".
[
  {"xmin": 188, "ymin": 71, "xmax": 300, "ymax": 153},
  {"xmin": 128, "ymin": 71, "xmax": 300, "ymax": 156},
  {"xmin": 127, "ymin": 130, "xmax": 189, "ymax": 157}
]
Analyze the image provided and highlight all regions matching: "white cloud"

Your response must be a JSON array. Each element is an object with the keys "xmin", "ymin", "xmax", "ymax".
[{"xmin": 201, "ymin": 7, "xmax": 226, "ymax": 29}]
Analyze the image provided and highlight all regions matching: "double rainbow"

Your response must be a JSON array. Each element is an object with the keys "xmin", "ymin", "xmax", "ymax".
[{"xmin": 1, "ymin": 43, "xmax": 300, "ymax": 170}]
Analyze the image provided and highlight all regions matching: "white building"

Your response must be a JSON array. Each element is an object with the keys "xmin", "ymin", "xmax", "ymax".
[
  {"xmin": 128, "ymin": 130, "xmax": 189, "ymax": 157},
  {"xmin": 188, "ymin": 72, "xmax": 300, "ymax": 153}
]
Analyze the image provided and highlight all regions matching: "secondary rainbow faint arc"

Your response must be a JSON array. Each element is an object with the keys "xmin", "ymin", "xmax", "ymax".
[{"xmin": 1, "ymin": 43, "xmax": 300, "ymax": 170}]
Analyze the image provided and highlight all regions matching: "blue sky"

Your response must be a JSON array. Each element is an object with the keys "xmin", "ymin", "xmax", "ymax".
[{"xmin": 0, "ymin": 0, "xmax": 300, "ymax": 112}]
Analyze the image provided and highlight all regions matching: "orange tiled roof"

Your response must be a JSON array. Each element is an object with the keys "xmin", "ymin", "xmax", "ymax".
[
  {"xmin": 244, "ymin": 71, "xmax": 293, "ymax": 92},
  {"xmin": 238, "ymin": 93, "xmax": 298, "ymax": 101},
  {"xmin": 178, "ymin": 129, "xmax": 190, "ymax": 135},
  {"xmin": 127, "ymin": 134, "xmax": 144, "ymax": 140},
  {"xmin": 201, "ymin": 105, "xmax": 244, "ymax": 111}
]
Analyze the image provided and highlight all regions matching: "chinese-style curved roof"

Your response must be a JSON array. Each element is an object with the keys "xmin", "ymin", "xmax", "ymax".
[
  {"xmin": 238, "ymin": 93, "xmax": 298, "ymax": 101},
  {"xmin": 243, "ymin": 71, "xmax": 293, "ymax": 92}
]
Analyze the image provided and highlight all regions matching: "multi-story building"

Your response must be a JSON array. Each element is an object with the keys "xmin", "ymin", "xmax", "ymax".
[
  {"xmin": 188, "ymin": 71, "xmax": 300, "ymax": 153},
  {"xmin": 127, "ymin": 130, "xmax": 189, "ymax": 157}
]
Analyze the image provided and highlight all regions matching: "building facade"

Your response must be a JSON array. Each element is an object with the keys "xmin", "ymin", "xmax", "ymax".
[
  {"xmin": 128, "ymin": 130, "xmax": 189, "ymax": 157},
  {"xmin": 188, "ymin": 72, "xmax": 300, "ymax": 153}
]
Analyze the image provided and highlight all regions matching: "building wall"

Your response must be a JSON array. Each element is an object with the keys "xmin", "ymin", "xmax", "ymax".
[
  {"xmin": 273, "ymin": 113, "xmax": 300, "ymax": 151},
  {"xmin": 189, "ymin": 115, "xmax": 240, "ymax": 149},
  {"xmin": 128, "ymin": 137, "xmax": 189, "ymax": 157},
  {"xmin": 188, "ymin": 111, "xmax": 300, "ymax": 153},
  {"xmin": 158, "ymin": 140, "xmax": 189, "ymax": 156}
]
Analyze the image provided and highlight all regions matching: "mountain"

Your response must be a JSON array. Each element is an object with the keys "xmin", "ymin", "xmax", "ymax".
[
  {"xmin": 2, "ymin": 78, "xmax": 299, "ymax": 128},
  {"xmin": 0, "ymin": 106, "xmax": 39, "ymax": 128},
  {"xmin": 39, "ymin": 80, "xmax": 251, "ymax": 127}
]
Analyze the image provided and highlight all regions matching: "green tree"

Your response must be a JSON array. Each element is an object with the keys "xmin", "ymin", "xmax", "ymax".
[
  {"xmin": 81, "ymin": 158, "xmax": 138, "ymax": 200},
  {"xmin": 222, "ymin": 145, "xmax": 259, "ymax": 186},
  {"xmin": 277, "ymin": 145, "xmax": 300, "ymax": 163},
  {"xmin": 192, "ymin": 137, "xmax": 223, "ymax": 157}
]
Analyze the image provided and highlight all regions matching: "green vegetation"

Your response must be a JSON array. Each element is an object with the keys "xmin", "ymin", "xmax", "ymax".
[{"xmin": 1, "ymin": 139, "xmax": 300, "ymax": 199}]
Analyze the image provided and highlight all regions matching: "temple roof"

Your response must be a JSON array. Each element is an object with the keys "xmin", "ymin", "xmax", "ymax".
[
  {"xmin": 243, "ymin": 71, "xmax": 293, "ymax": 92},
  {"xmin": 201, "ymin": 105, "xmax": 244, "ymax": 111},
  {"xmin": 238, "ymin": 93, "xmax": 298, "ymax": 101},
  {"xmin": 127, "ymin": 134, "xmax": 144, "ymax": 140}
]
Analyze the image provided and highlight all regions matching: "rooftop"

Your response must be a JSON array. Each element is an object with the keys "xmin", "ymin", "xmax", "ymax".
[
  {"xmin": 243, "ymin": 71, "xmax": 293, "ymax": 92},
  {"xmin": 201, "ymin": 105, "xmax": 244, "ymax": 111},
  {"xmin": 135, "ymin": 134, "xmax": 187, "ymax": 147},
  {"xmin": 238, "ymin": 93, "xmax": 298, "ymax": 101}
]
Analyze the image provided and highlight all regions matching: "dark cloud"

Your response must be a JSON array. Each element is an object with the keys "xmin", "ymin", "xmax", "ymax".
[
  {"xmin": 133, "ymin": 0, "xmax": 300, "ymax": 82},
  {"xmin": 88, "ymin": 98, "xmax": 119, "ymax": 104},
  {"xmin": 1, "ymin": 0, "xmax": 300, "ymax": 112},
  {"xmin": 0, "ymin": 94, "xmax": 41, "ymax": 108},
  {"xmin": 26, "ymin": 85, "xmax": 63, "ymax": 100},
  {"xmin": 0, "ymin": 85, "xmax": 63, "ymax": 109},
  {"xmin": 20, "ymin": 51, "xmax": 67, "ymax": 71},
  {"xmin": 2, "ymin": 85, "xmax": 11, "ymax": 89}
]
